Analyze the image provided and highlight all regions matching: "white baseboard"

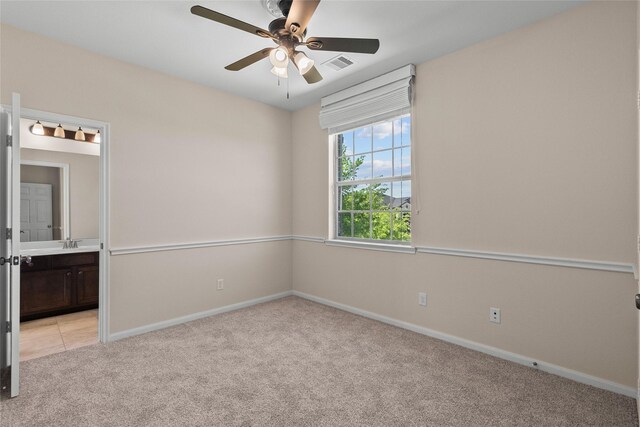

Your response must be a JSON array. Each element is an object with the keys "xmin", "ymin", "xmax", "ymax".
[
  {"xmin": 109, "ymin": 291, "xmax": 293, "ymax": 341},
  {"xmin": 292, "ymin": 290, "xmax": 636, "ymax": 398}
]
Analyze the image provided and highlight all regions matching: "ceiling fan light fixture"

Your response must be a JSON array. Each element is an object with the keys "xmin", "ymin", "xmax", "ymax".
[
  {"xmin": 270, "ymin": 66, "xmax": 288, "ymax": 78},
  {"xmin": 54, "ymin": 124, "xmax": 65, "ymax": 138},
  {"xmin": 269, "ymin": 46, "xmax": 289, "ymax": 68},
  {"xmin": 293, "ymin": 51, "xmax": 314, "ymax": 75},
  {"xmin": 31, "ymin": 120, "xmax": 45, "ymax": 136}
]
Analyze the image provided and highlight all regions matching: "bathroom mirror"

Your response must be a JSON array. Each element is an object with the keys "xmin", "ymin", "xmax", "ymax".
[
  {"xmin": 20, "ymin": 161, "xmax": 69, "ymax": 241},
  {"xmin": 20, "ymin": 118, "xmax": 100, "ymax": 244}
]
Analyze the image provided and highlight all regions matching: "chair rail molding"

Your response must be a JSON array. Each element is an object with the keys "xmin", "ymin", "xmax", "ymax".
[{"xmin": 110, "ymin": 235, "xmax": 637, "ymax": 277}]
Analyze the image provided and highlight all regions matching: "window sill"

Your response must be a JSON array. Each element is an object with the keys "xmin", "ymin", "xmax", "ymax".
[{"xmin": 324, "ymin": 239, "xmax": 416, "ymax": 254}]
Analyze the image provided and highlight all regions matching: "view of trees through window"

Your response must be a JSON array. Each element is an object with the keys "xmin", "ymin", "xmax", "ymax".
[{"xmin": 335, "ymin": 115, "xmax": 411, "ymax": 242}]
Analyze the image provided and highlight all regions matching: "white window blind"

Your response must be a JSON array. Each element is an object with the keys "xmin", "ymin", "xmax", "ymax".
[{"xmin": 319, "ymin": 64, "xmax": 415, "ymax": 134}]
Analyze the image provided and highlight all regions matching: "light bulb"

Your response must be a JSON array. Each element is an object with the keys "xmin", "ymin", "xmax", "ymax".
[
  {"xmin": 270, "ymin": 66, "xmax": 288, "ymax": 78},
  {"xmin": 275, "ymin": 49, "xmax": 287, "ymax": 62},
  {"xmin": 75, "ymin": 127, "xmax": 86, "ymax": 141},
  {"xmin": 54, "ymin": 124, "xmax": 65, "ymax": 138},
  {"xmin": 32, "ymin": 121, "xmax": 45, "ymax": 136},
  {"xmin": 292, "ymin": 51, "xmax": 314, "ymax": 75},
  {"xmin": 269, "ymin": 46, "xmax": 289, "ymax": 68},
  {"xmin": 94, "ymin": 130, "xmax": 101, "ymax": 143}
]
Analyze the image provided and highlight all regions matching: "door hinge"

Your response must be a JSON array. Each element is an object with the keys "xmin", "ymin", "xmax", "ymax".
[
  {"xmin": 5, "ymin": 135, "xmax": 11, "ymax": 147},
  {"xmin": 5, "ymin": 321, "xmax": 10, "ymax": 333},
  {"xmin": 5, "ymin": 228, "xmax": 11, "ymax": 240},
  {"xmin": 637, "ymin": 234, "xmax": 640, "ymax": 253}
]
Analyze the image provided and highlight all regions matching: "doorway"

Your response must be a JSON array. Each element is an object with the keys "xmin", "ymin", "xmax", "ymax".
[{"xmin": 17, "ymin": 112, "xmax": 109, "ymax": 363}]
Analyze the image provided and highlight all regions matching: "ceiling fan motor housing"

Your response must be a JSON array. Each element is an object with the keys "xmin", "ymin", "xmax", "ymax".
[
  {"xmin": 268, "ymin": 17, "xmax": 306, "ymax": 43},
  {"xmin": 277, "ymin": 0, "xmax": 293, "ymax": 17}
]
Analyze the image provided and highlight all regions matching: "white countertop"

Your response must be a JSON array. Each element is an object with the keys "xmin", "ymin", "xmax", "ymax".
[{"xmin": 20, "ymin": 239, "xmax": 100, "ymax": 257}]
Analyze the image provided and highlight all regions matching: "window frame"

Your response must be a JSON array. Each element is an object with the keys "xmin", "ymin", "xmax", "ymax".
[{"xmin": 331, "ymin": 114, "xmax": 412, "ymax": 245}]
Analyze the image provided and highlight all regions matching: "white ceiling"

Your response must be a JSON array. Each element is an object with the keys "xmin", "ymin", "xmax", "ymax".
[{"xmin": 0, "ymin": 0, "xmax": 582, "ymax": 111}]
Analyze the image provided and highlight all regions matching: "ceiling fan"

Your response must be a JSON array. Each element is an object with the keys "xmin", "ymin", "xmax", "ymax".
[{"xmin": 191, "ymin": 0, "xmax": 380, "ymax": 84}]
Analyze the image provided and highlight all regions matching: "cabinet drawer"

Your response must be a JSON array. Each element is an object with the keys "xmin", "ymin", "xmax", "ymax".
[
  {"xmin": 51, "ymin": 252, "xmax": 98, "ymax": 268},
  {"xmin": 21, "ymin": 255, "xmax": 51, "ymax": 272}
]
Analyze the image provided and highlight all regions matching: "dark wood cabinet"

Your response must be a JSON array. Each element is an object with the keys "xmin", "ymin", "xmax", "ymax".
[
  {"xmin": 76, "ymin": 265, "xmax": 99, "ymax": 306},
  {"xmin": 20, "ymin": 252, "xmax": 99, "ymax": 321}
]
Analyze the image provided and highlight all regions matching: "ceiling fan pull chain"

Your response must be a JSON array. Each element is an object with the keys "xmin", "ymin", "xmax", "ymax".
[{"xmin": 287, "ymin": 77, "xmax": 290, "ymax": 99}]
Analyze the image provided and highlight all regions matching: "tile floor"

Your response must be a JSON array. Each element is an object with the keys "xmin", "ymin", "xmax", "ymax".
[{"xmin": 20, "ymin": 309, "xmax": 98, "ymax": 361}]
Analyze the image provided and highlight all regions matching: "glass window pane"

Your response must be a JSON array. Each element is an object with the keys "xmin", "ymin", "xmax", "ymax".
[
  {"xmin": 354, "ymin": 126, "xmax": 372, "ymax": 154},
  {"xmin": 373, "ymin": 122, "xmax": 393, "ymax": 151},
  {"xmin": 355, "ymin": 153, "xmax": 372, "ymax": 181},
  {"xmin": 371, "ymin": 182, "xmax": 391, "ymax": 210},
  {"xmin": 372, "ymin": 212, "xmax": 391, "ymax": 241},
  {"xmin": 353, "ymin": 184, "xmax": 370, "ymax": 211},
  {"xmin": 393, "ymin": 148, "xmax": 406, "ymax": 177},
  {"xmin": 400, "ymin": 181, "xmax": 411, "ymax": 208},
  {"xmin": 339, "ymin": 186, "xmax": 353, "ymax": 211},
  {"xmin": 393, "ymin": 118, "xmax": 402, "ymax": 148},
  {"xmin": 401, "ymin": 116, "xmax": 411, "ymax": 146},
  {"xmin": 391, "ymin": 181, "xmax": 411, "ymax": 208},
  {"xmin": 338, "ymin": 213, "xmax": 353, "ymax": 237},
  {"xmin": 402, "ymin": 147, "xmax": 411, "ymax": 176},
  {"xmin": 338, "ymin": 156, "xmax": 357, "ymax": 181},
  {"xmin": 392, "ymin": 212, "xmax": 411, "ymax": 242},
  {"xmin": 353, "ymin": 213, "xmax": 371, "ymax": 239},
  {"xmin": 372, "ymin": 149, "xmax": 392, "ymax": 179},
  {"xmin": 338, "ymin": 132, "xmax": 353, "ymax": 156}
]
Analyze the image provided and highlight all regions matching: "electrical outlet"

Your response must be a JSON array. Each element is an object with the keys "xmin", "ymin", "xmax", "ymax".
[
  {"xmin": 418, "ymin": 292, "xmax": 427, "ymax": 306},
  {"xmin": 490, "ymin": 307, "xmax": 501, "ymax": 324},
  {"xmin": 217, "ymin": 279, "xmax": 224, "ymax": 290}
]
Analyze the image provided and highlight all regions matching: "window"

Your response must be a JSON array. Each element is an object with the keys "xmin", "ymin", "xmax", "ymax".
[{"xmin": 334, "ymin": 114, "xmax": 411, "ymax": 243}]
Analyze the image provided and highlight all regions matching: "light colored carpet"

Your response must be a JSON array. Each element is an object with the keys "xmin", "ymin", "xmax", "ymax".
[{"xmin": 1, "ymin": 296, "xmax": 636, "ymax": 426}]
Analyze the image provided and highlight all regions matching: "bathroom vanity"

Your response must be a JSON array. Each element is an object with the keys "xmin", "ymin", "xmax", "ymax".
[{"xmin": 20, "ymin": 251, "xmax": 99, "ymax": 321}]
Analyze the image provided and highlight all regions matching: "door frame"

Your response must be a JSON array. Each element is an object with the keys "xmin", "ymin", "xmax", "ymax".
[
  {"xmin": 20, "ymin": 160, "xmax": 70, "ymax": 241},
  {"xmin": 17, "ymin": 107, "xmax": 110, "ymax": 343}
]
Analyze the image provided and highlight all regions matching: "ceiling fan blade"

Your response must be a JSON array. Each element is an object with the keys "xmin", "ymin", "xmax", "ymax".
[
  {"xmin": 303, "ymin": 66, "xmax": 323, "ymax": 84},
  {"xmin": 285, "ymin": 0, "xmax": 320, "ymax": 37},
  {"xmin": 191, "ymin": 5, "xmax": 273, "ymax": 39},
  {"xmin": 225, "ymin": 48, "xmax": 274, "ymax": 71},
  {"xmin": 306, "ymin": 37, "xmax": 380, "ymax": 54}
]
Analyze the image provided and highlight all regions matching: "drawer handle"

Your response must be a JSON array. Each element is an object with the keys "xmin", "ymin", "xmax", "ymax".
[
  {"xmin": 78, "ymin": 271, "xmax": 83, "ymax": 275},
  {"xmin": 66, "ymin": 272, "xmax": 72, "ymax": 277}
]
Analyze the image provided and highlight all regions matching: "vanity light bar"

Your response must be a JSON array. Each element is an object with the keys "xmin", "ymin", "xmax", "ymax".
[{"xmin": 29, "ymin": 123, "xmax": 101, "ymax": 143}]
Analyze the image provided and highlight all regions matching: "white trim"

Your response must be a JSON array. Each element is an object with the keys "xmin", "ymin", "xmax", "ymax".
[
  {"xmin": 14, "ymin": 106, "xmax": 111, "ymax": 344},
  {"xmin": 109, "ymin": 235, "xmax": 291, "ymax": 256},
  {"xmin": 110, "ymin": 235, "xmax": 637, "ymax": 276},
  {"xmin": 325, "ymin": 239, "xmax": 416, "ymax": 254},
  {"xmin": 109, "ymin": 291, "xmax": 293, "ymax": 341},
  {"xmin": 291, "ymin": 235, "xmax": 325, "ymax": 243},
  {"xmin": 292, "ymin": 291, "xmax": 636, "ymax": 398},
  {"xmin": 416, "ymin": 245, "xmax": 636, "ymax": 277},
  {"xmin": 20, "ymin": 159, "xmax": 70, "ymax": 241}
]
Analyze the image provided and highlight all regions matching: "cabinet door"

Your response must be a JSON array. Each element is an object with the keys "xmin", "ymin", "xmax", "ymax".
[
  {"xmin": 76, "ymin": 265, "xmax": 99, "ymax": 305},
  {"xmin": 21, "ymin": 269, "xmax": 72, "ymax": 316}
]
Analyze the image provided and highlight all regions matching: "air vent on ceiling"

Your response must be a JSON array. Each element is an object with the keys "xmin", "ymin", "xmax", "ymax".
[{"xmin": 323, "ymin": 55, "xmax": 354, "ymax": 71}]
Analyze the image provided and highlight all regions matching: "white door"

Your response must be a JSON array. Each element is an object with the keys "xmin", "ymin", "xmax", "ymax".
[
  {"xmin": 0, "ymin": 93, "xmax": 21, "ymax": 398},
  {"xmin": 20, "ymin": 183, "xmax": 53, "ymax": 242}
]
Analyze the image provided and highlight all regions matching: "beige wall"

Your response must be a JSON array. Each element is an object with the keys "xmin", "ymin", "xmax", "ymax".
[
  {"xmin": 22, "ymin": 148, "xmax": 99, "ymax": 239},
  {"xmin": 292, "ymin": 1, "xmax": 638, "ymax": 388},
  {"xmin": 2, "ymin": 0, "xmax": 637, "ymax": 391},
  {"xmin": 1, "ymin": 24, "xmax": 293, "ymax": 333}
]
